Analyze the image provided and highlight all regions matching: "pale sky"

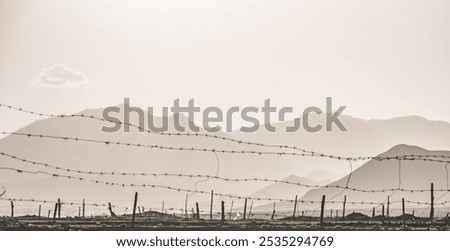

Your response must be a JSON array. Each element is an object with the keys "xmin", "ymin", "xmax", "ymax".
[{"xmin": 0, "ymin": 0, "xmax": 449, "ymax": 131}]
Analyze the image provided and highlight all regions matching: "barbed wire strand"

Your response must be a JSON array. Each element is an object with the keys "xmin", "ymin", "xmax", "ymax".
[
  {"xmin": 1, "ymin": 151, "xmax": 449, "ymax": 193},
  {"xmin": 2, "ymin": 104, "xmax": 450, "ymax": 161}
]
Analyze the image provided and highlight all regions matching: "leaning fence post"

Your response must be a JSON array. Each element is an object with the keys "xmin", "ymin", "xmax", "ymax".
[
  {"xmin": 10, "ymin": 201, "xmax": 14, "ymax": 218},
  {"xmin": 293, "ymin": 195, "xmax": 298, "ymax": 218},
  {"xmin": 430, "ymin": 182, "xmax": 434, "ymax": 223},
  {"xmin": 342, "ymin": 195, "xmax": 346, "ymax": 219},
  {"xmin": 271, "ymin": 202, "xmax": 276, "ymax": 220},
  {"xmin": 132, "ymin": 192, "xmax": 138, "ymax": 227},
  {"xmin": 221, "ymin": 201, "xmax": 225, "ymax": 224},
  {"xmin": 108, "ymin": 202, "xmax": 116, "ymax": 217},
  {"xmin": 210, "ymin": 190, "xmax": 214, "ymax": 221},
  {"xmin": 320, "ymin": 195, "xmax": 326, "ymax": 228},
  {"xmin": 243, "ymin": 198, "xmax": 248, "ymax": 220},
  {"xmin": 52, "ymin": 203, "xmax": 58, "ymax": 223}
]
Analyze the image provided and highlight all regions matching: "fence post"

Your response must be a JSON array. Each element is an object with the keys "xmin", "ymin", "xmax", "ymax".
[
  {"xmin": 372, "ymin": 207, "xmax": 375, "ymax": 218},
  {"xmin": 221, "ymin": 201, "xmax": 225, "ymax": 224},
  {"xmin": 382, "ymin": 204, "xmax": 385, "ymax": 224},
  {"xmin": 330, "ymin": 209, "xmax": 333, "ymax": 218},
  {"xmin": 293, "ymin": 195, "xmax": 298, "ymax": 218},
  {"xmin": 430, "ymin": 182, "xmax": 434, "ymax": 223},
  {"xmin": 47, "ymin": 210, "xmax": 51, "ymax": 218},
  {"xmin": 243, "ymin": 198, "xmax": 248, "ymax": 220},
  {"xmin": 184, "ymin": 194, "xmax": 188, "ymax": 219},
  {"xmin": 271, "ymin": 202, "xmax": 276, "ymax": 220},
  {"xmin": 162, "ymin": 201, "xmax": 165, "ymax": 214},
  {"xmin": 38, "ymin": 205, "xmax": 41, "ymax": 218},
  {"xmin": 387, "ymin": 196, "xmax": 390, "ymax": 218},
  {"xmin": 10, "ymin": 201, "xmax": 14, "ymax": 218},
  {"xmin": 52, "ymin": 203, "xmax": 58, "ymax": 223},
  {"xmin": 342, "ymin": 195, "xmax": 346, "ymax": 219},
  {"xmin": 228, "ymin": 201, "xmax": 234, "ymax": 220},
  {"xmin": 82, "ymin": 199, "xmax": 85, "ymax": 218},
  {"xmin": 57, "ymin": 199, "xmax": 61, "ymax": 219},
  {"xmin": 132, "ymin": 192, "xmax": 138, "ymax": 227},
  {"xmin": 196, "ymin": 202, "xmax": 200, "ymax": 220},
  {"xmin": 320, "ymin": 195, "xmax": 326, "ymax": 228},
  {"xmin": 402, "ymin": 198, "xmax": 406, "ymax": 227},
  {"xmin": 108, "ymin": 202, "xmax": 116, "ymax": 217},
  {"xmin": 210, "ymin": 190, "xmax": 214, "ymax": 221},
  {"xmin": 248, "ymin": 201, "xmax": 254, "ymax": 220}
]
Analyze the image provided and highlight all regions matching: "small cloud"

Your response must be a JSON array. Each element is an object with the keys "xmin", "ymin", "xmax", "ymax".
[{"xmin": 31, "ymin": 64, "xmax": 89, "ymax": 88}]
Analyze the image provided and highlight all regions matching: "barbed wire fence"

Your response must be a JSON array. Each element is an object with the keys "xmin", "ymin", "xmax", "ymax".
[{"xmin": 0, "ymin": 104, "xmax": 450, "ymax": 224}]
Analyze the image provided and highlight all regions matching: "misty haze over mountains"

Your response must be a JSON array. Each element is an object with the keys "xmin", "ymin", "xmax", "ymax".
[{"xmin": 0, "ymin": 104, "xmax": 450, "ymax": 211}]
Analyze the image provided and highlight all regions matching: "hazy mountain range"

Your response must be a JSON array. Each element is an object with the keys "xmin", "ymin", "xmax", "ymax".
[{"xmin": 0, "ymin": 104, "xmax": 450, "ymax": 212}]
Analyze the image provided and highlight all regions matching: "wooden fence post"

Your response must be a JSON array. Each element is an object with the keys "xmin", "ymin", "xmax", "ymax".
[
  {"xmin": 162, "ymin": 201, "xmax": 165, "ymax": 214},
  {"xmin": 387, "ymin": 196, "xmax": 390, "ymax": 218},
  {"xmin": 82, "ymin": 199, "xmax": 85, "ymax": 218},
  {"xmin": 372, "ymin": 207, "xmax": 375, "ymax": 218},
  {"xmin": 184, "ymin": 194, "xmax": 188, "ymax": 219},
  {"xmin": 293, "ymin": 195, "xmax": 298, "ymax": 218},
  {"xmin": 52, "ymin": 203, "xmax": 58, "ymax": 223},
  {"xmin": 38, "ymin": 205, "xmax": 41, "ymax": 218},
  {"xmin": 108, "ymin": 202, "xmax": 116, "ymax": 217},
  {"xmin": 210, "ymin": 190, "xmax": 214, "ymax": 221},
  {"xmin": 248, "ymin": 201, "xmax": 253, "ymax": 220},
  {"xmin": 243, "ymin": 198, "xmax": 248, "ymax": 220},
  {"xmin": 271, "ymin": 202, "xmax": 276, "ymax": 220},
  {"xmin": 430, "ymin": 182, "xmax": 434, "ymax": 223},
  {"xmin": 342, "ymin": 195, "xmax": 346, "ymax": 219},
  {"xmin": 320, "ymin": 195, "xmax": 326, "ymax": 228},
  {"xmin": 196, "ymin": 202, "xmax": 200, "ymax": 220},
  {"xmin": 330, "ymin": 209, "xmax": 333, "ymax": 218},
  {"xmin": 10, "ymin": 201, "xmax": 14, "ymax": 218},
  {"xmin": 47, "ymin": 210, "xmax": 51, "ymax": 218},
  {"xmin": 132, "ymin": 192, "xmax": 138, "ymax": 227},
  {"xmin": 382, "ymin": 204, "xmax": 385, "ymax": 224},
  {"xmin": 221, "ymin": 201, "xmax": 225, "ymax": 224},
  {"xmin": 57, "ymin": 199, "xmax": 61, "ymax": 219},
  {"xmin": 402, "ymin": 198, "xmax": 406, "ymax": 227}
]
